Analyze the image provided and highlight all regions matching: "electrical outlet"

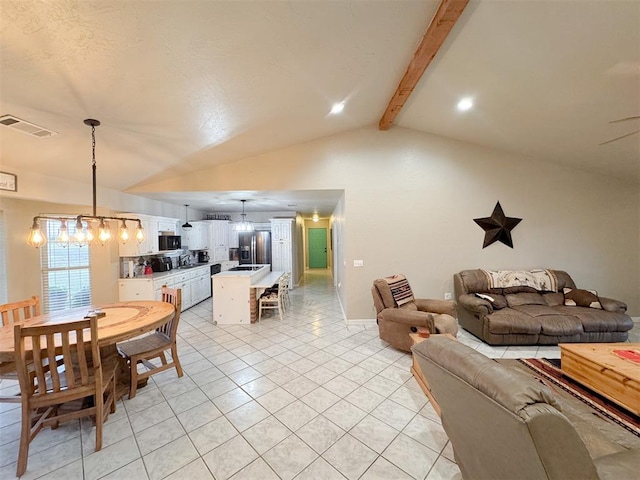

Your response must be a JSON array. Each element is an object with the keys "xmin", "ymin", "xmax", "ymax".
[
  {"xmin": 444, "ymin": 292, "xmax": 453, "ymax": 300},
  {"xmin": 353, "ymin": 259, "xmax": 364, "ymax": 267}
]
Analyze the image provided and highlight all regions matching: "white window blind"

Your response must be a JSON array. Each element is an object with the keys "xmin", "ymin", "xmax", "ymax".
[
  {"xmin": 41, "ymin": 219, "xmax": 92, "ymax": 313},
  {"xmin": 0, "ymin": 211, "xmax": 7, "ymax": 304}
]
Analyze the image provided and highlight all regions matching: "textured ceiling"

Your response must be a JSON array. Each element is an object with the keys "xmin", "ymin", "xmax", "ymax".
[{"xmin": 1, "ymin": 1, "xmax": 638, "ymax": 216}]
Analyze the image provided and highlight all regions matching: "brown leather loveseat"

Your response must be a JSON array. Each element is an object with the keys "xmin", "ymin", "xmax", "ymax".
[{"xmin": 454, "ymin": 269, "xmax": 633, "ymax": 345}]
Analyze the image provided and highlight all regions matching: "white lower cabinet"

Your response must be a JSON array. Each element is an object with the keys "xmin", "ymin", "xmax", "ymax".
[
  {"xmin": 119, "ymin": 265, "xmax": 211, "ymax": 312},
  {"xmin": 118, "ymin": 279, "xmax": 153, "ymax": 301},
  {"xmin": 190, "ymin": 271, "xmax": 210, "ymax": 307}
]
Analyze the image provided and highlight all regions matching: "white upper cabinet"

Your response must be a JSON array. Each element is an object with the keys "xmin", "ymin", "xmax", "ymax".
[
  {"xmin": 207, "ymin": 221, "xmax": 229, "ymax": 262},
  {"xmin": 182, "ymin": 221, "xmax": 209, "ymax": 251},
  {"xmin": 158, "ymin": 219, "xmax": 178, "ymax": 234},
  {"xmin": 271, "ymin": 219, "xmax": 293, "ymax": 242},
  {"xmin": 118, "ymin": 214, "xmax": 177, "ymax": 257},
  {"xmin": 270, "ymin": 219, "xmax": 294, "ymax": 273}
]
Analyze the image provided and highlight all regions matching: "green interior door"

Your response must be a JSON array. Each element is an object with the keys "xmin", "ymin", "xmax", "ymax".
[{"xmin": 308, "ymin": 228, "xmax": 327, "ymax": 268}]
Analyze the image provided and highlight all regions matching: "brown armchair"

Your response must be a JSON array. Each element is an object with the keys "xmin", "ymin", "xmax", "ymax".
[{"xmin": 372, "ymin": 276, "xmax": 458, "ymax": 352}]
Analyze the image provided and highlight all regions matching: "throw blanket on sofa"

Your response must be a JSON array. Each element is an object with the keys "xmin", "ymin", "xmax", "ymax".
[
  {"xmin": 482, "ymin": 269, "xmax": 559, "ymax": 292},
  {"xmin": 383, "ymin": 274, "xmax": 414, "ymax": 306}
]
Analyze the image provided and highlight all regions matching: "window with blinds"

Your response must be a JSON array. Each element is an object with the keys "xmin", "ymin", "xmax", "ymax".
[
  {"xmin": 0, "ymin": 211, "xmax": 7, "ymax": 304},
  {"xmin": 41, "ymin": 219, "xmax": 92, "ymax": 313}
]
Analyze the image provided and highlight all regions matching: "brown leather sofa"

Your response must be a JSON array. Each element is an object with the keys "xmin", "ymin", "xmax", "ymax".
[
  {"xmin": 454, "ymin": 269, "xmax": 633, "ymax": 345},
  {"xmin": 372, "ymin": 278, "xmax": 458, "ymax": 352},
  {"xmin": 412, "ymin": 336, "xmax": 640, "ymax": 480}
]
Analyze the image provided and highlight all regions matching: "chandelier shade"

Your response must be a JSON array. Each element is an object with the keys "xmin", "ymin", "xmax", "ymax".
[
  {"xmin": 234, "ymin": 200, "xmax": 254, "ymax": 231},
  {"xmin": 27, "ymin": 119, "xmax": 145, "ymax": 248}
]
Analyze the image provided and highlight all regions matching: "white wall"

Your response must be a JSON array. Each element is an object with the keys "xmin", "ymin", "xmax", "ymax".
[
  {"xmin": 5, "ymin": 127, "xmax": 637, "ymax": 319},
  {"xmin": 131, "ymin": 126, "xmax": 640, "ymax": 319}
]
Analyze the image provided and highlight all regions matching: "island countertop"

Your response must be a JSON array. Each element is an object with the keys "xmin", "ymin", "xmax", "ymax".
[{"xmin": 213, "ymin": 264, "xmax": 270, "ymax": 279}]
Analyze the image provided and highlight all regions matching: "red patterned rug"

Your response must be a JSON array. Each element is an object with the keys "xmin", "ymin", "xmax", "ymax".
[{"xmin": 517, "ymin": 358, "xmax": 640, "ymax": 438}]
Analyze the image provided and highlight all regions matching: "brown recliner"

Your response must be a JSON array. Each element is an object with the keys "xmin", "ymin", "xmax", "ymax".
[
  {"xmin": 372, "ymin": 277, "xmax": 458, "ymax": 352},
  {"xmin": 412, "ymin": 336, "xmax": 640, "ymax": 479}
]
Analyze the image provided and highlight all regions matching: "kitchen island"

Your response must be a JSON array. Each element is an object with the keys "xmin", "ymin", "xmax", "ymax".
[{"xmin": 212, "ymin": 264, "xmax": 284, "ymax": 324}]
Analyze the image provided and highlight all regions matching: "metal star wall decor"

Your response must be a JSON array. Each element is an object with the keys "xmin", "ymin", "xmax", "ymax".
[{"xmin": 474, "ymin": 201, "xmax": 522, "ymax": 248}]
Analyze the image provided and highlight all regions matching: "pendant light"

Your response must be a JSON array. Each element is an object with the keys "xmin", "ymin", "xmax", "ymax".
[
  {"xmin": 234, "ymin": 200, "xmax": 254, "ymax": 231},
  {"xmin": 27, "ymin": 119, "xmax": 145, "ymax": 248},
  {"xmin": 182, "ymin": 204, "xmax": 193, "ymax": 230}
]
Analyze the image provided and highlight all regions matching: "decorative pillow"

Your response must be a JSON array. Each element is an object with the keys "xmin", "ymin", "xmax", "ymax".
[
  {"xmin": 475, "ymin": 293, "xmax": 508, "ymax": 309},
  {"xmin": 383, "ymin": 274, "xmax": 414, "ymax": 306},
  {"xmin": 563, "ymin": 287, "xmax": 603, "ymax": 309}
]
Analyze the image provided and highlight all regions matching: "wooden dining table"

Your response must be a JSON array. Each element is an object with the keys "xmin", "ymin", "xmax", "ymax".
[{"xmin": 0, "ymin": 300, "xmax": 175, "ymax": 398}]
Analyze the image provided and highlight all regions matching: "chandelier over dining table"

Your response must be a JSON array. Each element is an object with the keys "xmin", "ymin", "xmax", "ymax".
[{"xmin": 27, "ymin": 119, "xmax": 145, "ymax": 248}]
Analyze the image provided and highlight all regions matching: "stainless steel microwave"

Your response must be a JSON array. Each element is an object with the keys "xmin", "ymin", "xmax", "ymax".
[{"xmin": 158, "ymin": 235, "xmax": 181, "ymax": 250}]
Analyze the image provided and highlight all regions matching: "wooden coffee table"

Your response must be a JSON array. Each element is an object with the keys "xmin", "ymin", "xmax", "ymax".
[
  {"xmin": 410, "ymin": 333, "xmax": 456, "ymax": 416},
  {"xmin": 560, "ymin": 343, "xmax": 640, "ymax": 416}
]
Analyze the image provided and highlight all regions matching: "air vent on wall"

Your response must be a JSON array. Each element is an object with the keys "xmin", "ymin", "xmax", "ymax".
[{"xmin": 0, "ymin": 115, "xmax": 57, "ymax": 138}]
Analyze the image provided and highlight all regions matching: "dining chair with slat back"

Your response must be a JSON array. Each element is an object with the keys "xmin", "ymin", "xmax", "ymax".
[
  {"xmin": 13, "ymin": 316, "xmax": 118, "ymax": 477},
  {"xmin": 258, "ymin": 275, "xmax": 286, "ymax": 322},
  {"xmin": 282, "ymin": 272, "xmax": 291, "ymax": 311},
  {"xmin": 0, "ymin": 296, "xmax": 40, "ymax": 327},
  {"xmin": 0, "ymin": 296, "xmax": 41, "ymax": 403},
  {"xmin": 116, "ymin": 287, "xmax": 183, "ymax": 399}
]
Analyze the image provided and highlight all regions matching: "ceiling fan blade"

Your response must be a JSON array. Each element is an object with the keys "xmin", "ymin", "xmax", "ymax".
[
  {"xmin": 599, "ymin": 129, "xmax": 640, "ymax": 146},
  {"xmin": 610, "ymin": 115, "xmax": 640, "ymax": 124}
]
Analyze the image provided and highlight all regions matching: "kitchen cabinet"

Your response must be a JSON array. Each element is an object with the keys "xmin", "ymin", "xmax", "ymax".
[
  {"xmin": 118, "ymin": 214, "xmax": 178, "ymax": 257},
  {"xmin": 158, "ymin": 219, "xmax": 178, "ymax": 234},
  {"xmin": 118, "ymin": 279, "xmax": 153, "ymax": 301},
  {"xmin": 182, "ymin": 221, "xmax": 209, "ymax": 251},
  {"xmin": 190, "ymin": 269, "xmax": 210, "ymax": 306},
  {"xmin": 173, "ymin": 271, "xmax": 193, "ymax": 310},
  {"xmin": 208, "ymin": 221, "xmax": 229, "ymax": 263},
  {"xmin": 118, "ymin": 265, "xmax": 210, "ymax": 312},
  {"xmin": 154, "ymin": 278, "xmax": 175, "ymax": 301},
  {"xmin": 270, "ymin": 219, "xmax": 294, "ymax": 274},
  {"xmin": 119, "ymin": 219, "xmax": 158, "ymax": 257},
  {"xmin": 271, "ymin": 219, "xmax": 292, "ymax": 243}
]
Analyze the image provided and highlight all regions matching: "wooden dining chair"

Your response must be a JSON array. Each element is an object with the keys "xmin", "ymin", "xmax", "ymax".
[
  {"xmin": 14, "ymin": 316, "xmax": 118, "ymax": 477},
  {"xmin": 0, "ymin": 296, "xmax": 40, "ymax": 327},
  {"xmin": 116, "ymin": 287, "xmax": 183, "ymax": 399},
  {"xmin": 0, "ymin": 296, "xmax": 41, "ymax": 403},
  {"xmin": 281, "ymin": 272, "xmax": 291, "ymax": 311},
  {"xmin": 258, "ymin": 275, "xmax": 286, "ymax": 322}
]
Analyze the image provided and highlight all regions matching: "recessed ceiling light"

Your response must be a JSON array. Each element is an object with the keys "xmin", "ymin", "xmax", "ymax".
[
  {"xmin": 330, "ymin": 102, "xmax": 345, "ymax": 115},
  {"xmin": 457, "ymin": 97, "xmax": 473, "ymax": 111}
]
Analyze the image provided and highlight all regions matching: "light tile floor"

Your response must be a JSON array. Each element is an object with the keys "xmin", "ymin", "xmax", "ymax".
[{"xmin": 1, "ymin": 270, "xmax": 638, "ymax": 480}]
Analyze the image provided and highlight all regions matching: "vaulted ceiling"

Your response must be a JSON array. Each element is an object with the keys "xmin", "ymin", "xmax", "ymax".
[{"xmin": 1, "ymin": 1, "xmax": 638, "ymax": 216}]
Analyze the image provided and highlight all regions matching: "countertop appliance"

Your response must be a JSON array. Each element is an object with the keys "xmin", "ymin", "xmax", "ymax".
[
  {"xmin": 198, "ymin": 251, "xmax": 210, "ymax": 263},
  {"xmin": 239, "ymin": 231, "xmax": 271, "ymax": 267},
  {"xmin": 151, "ymin": 257, "xmax": 173, "ymax": 272},
  {"xmin": 158, "ymin": 235, "xmax": 181, "ymax": 251}
]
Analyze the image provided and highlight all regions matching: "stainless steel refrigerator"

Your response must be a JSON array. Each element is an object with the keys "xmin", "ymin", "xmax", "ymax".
[{"xmin": 239, "ymin": 231, "xmax": 272, "ymax": 266}]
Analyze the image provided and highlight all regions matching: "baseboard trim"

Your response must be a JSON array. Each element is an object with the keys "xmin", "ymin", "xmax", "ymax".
[{"xmin": 346, "ymin": 318, "xmax": 377, "ymax": 327}]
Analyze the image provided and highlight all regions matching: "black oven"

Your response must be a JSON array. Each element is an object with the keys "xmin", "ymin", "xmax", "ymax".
[{"xmin": 158, "ymin": 235, "xmax": 181, "ymax": 250}]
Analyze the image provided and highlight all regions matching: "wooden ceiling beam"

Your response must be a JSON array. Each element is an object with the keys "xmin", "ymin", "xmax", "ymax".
[{"xmin": 379, "ymin": 0, "xmax": 470, "ymax": 130}]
